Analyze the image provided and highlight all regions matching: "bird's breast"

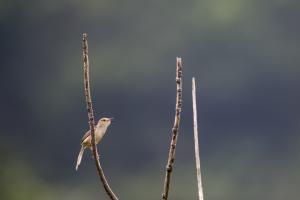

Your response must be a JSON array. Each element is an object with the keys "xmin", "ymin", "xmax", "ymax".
[{"xmin": 95, "ymin": 127, "xmax": 107, "ymax": 144}]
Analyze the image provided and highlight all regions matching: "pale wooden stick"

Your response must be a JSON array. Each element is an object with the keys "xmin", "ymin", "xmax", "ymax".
[
  {"xmin": 82, "ymin": 33, "xmax": 119, "ymax": 200},
  {"xmin": 162, "ymin": 57, "xmax": 183, "ymax": 200},
  {"xmin": 192, "ymin": 77, "xmax": 204, "ymax": 200}
]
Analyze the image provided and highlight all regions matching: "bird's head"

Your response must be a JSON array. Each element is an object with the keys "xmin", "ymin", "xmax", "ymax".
[{"xmin": 97, "ymin": 117, "xmax": 113, "ymax": 127}]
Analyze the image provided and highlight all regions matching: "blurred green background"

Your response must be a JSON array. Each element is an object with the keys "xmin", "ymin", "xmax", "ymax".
[{"xmin": 1, "ymin": 0, "xmax": 300, "ymax": 199}]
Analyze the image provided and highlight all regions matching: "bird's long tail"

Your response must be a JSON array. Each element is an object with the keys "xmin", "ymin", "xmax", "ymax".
[{"xmin": 76, "ymin": 145, "xmax": 85, "ymax": 171}]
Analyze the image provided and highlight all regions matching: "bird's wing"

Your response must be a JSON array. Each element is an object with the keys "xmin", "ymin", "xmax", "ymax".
[{"xmin": 81, "ymin": 130, "xmax": 91, "ymax": 143}]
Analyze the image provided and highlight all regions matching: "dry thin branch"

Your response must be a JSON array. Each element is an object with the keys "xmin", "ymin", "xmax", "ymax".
[
  {"xmin": 162, "ymin": 57, "xmax": 183, "ymax": 200},
  {"xmin": 192, "ymin": 77, "xmax": 204, "ymax": 200},
  {"xmin": 82, "ymin": 33, "xmax": 119, "ymax": 200}
]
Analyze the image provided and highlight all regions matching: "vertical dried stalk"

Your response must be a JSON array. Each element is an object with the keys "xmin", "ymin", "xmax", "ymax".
[
  {"xmin": 82, "ymin": 33, "xmax": 118, "ymax": 200},
  {"xmin": 192, "ymin": 77, "xmax": 204, "ymax": 200},
  {"xmin": 162, "ymin": 57, "xmax": 183, "ymax": 200}
]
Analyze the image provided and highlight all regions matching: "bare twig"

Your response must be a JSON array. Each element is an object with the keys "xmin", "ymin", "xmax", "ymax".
[
  {"xmin": 192, "ymin": 77, "xmax": 204, "ymax": 200},
  {"xmin": 82, "ymin": 33, "xmax": 118, "ymax": 200},
  {"xmin": 162, "ymin": 57, "xmax": 183, "ymax": 200}
]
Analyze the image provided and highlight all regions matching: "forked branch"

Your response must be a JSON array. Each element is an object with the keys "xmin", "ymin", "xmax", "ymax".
[
  {"xmin": 82, "ymin": 33, "xmax": 118, "ymax": 200},
  {"xmin": 192, "ymin": 77, "xmax": 204, "ymax": 200},
  {"xmin": 162, "ymin": 57, "xmax": 183, "ymax": 200}
]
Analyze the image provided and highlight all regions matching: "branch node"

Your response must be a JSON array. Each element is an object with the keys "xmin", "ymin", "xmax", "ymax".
[{"xmin": 166, "ymin": 165, "xmax": 172, "ymax": 172}]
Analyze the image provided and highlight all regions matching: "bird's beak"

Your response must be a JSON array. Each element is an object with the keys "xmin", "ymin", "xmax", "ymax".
[{"xmin": 109, "ymin": 117, "xmax": 114, "ymax": 121}]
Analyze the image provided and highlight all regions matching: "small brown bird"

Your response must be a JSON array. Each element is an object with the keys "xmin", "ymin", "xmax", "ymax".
[{"xmin": 76, "ymin": 117, "xmax": 113, "ymax": 170}]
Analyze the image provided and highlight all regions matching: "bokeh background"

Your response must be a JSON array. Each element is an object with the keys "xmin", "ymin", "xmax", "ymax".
[{"xmin": 1, "ymin": 0, "xmax": 300, "ymax": 199}]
